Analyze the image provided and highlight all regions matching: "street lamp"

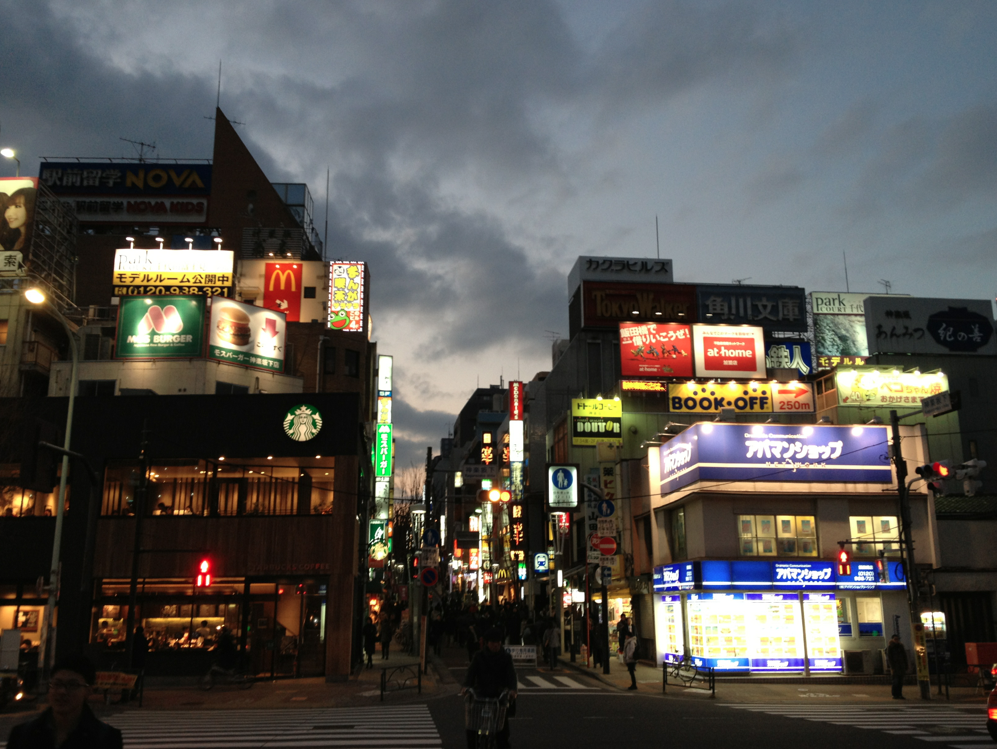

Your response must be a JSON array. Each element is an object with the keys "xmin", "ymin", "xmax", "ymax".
[
  {"xmin": 24, "ymin": 286, "xmax": 79, "ymax": 685},
  {"xmin": 1, "ymin": 148, "xmax": 20, "ymax": 177}
]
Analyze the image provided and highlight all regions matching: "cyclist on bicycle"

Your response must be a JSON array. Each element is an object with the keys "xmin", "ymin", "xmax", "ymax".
[{"xmin": 461, "ymin": 627, "xmax": 517, "ymax": 749}]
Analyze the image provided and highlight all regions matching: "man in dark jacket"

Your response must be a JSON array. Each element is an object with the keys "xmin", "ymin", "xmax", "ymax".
[
  {"xmin": 362, "ymin": 616, "xmax": 378, "ymax": 668},
  {"xmin": 7, "ymin": 653, "xmax": 123, "ymax": 749},
  {"xmin": 887, "ymin": 634, "xmax": 909, "ymax": 699},
  {"xmin": 463, "ymin": 627, "xmax": 518, "ymax": 749}
]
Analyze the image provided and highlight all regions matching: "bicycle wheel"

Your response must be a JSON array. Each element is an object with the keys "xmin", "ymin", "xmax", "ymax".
[{"xmin": 476, "ymin": 729, "xmax": 495, "ymax": 749}]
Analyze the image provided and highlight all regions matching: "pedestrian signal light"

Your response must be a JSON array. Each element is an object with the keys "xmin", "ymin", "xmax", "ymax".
[
  {"xmin": 196, "ymin": 559, "xmax": 211, "ymax": 587},
  {"xmin": 837, "ymin": 546, "xmax": 851, "ymax": 577}
]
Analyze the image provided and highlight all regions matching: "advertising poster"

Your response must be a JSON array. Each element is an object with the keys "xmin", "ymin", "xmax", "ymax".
[
  {"xmin": 0, "ymin": 177, "xmax": 39, "ymax": 256},
  {"xmin": 697, "ymin": 285, "xmax": 807, "ymax": 333},
  {"xmin": 208, "ymin": 297, "xmax": 286, "ymax": 372},
  {"xmin": 803, "ymin": 594, "xmax": 843, "ymax": 671},
  {"xmin": 810, "ymin": 291, "xmax": 903, "ymax": 359},
  {"xmin": 580, "ymin": 281, "xmax": 697, "ymax": 330},
  {"xmin": 835, "ymin": 369, "xmax": 949, "ymax": 409},
  {"xmin": 112, "ymin": 248, "xmax": 234, "ymax": 297},
  {"xmin": 619, "ymin": 322, "xmax": 693, "ymax": 378},
  {"xmin": 328, "ymin": 261, "xmax": 366, "ymax": 332},
  {"xmin": 570, "ymin": 398, "xmax": 623, "ymax": 446},
  {"xmin": 263, "ymin": 262, "xmax": 302, "ymax": 322},
  {"xmin": 668, "ymin": 381, "xmax": 774, "ymax": 414},
  {"xmin": 115, "ymin": 296, "xmax": 205, "ymax": 359},
  {"xmin": 374, "ymin": 423, "xmax": 393, "ymax": 478},
  {"xmin": 864, "ymin": 297, "xmax": 996, "ymax": 356},
  {"xmin": 692, "ymin": 325, "xmax": 766, "ymax": 380},
  {"xmin": 745, "ymin": 593, "xmax": 804, "ymax": 671},
  {"xmin": 764, "ymin": 340, "xmax": 812, "ymax": 376},
  {"xmin": 687, "ymin": 593, "xmax": 750, "ymax": 671}
]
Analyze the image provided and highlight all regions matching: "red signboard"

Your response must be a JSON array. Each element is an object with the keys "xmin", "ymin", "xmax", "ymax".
[
  {"xmin": 509, "ymin": 381, "xmax": 524, "ymax": 420},
  {"xmin": 619, "ymin": 322, "xmax": 693, "ymax": 378},
  {"xmin": 692, "ymin": 324, "xmax": 766, "ymax": 380},
  {"xmin": 263, "ymin": 262, "xmax": 302, "ymax": 322}
]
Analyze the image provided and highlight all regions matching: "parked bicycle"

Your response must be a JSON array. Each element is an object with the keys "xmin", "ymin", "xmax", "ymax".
[
  {"xmin": 200, "ymin": 664, "xmax": 253, "ymax": 691},
  {"xmin": 463, "ymin": 687, "xmax": 511, "ymax": 749}
]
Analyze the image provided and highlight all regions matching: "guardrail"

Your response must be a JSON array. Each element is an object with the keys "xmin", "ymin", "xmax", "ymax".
[
  {"xmin": 380, "ymin": 663, "xmax": 421, "ymax": 702},
  {"xmin": 662, "ymin": 658, "xmax": 715, "ymax": 698}
]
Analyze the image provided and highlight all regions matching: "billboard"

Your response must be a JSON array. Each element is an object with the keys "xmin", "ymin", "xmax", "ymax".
[
  {"xmin": 571, "ymin": 398, "xmax": 622, "ymax": 446},
  {"xmin": 40, "ymin": 162, "xmax": 211, "ymax": 224},
  {"xmin": 692, "ymin": 325, "xmax": 766, "ymax": 379},
  {"xmin": 374, "ymin": 423, "xmax": 393, "ymax": 478},
  {"xmin": 668, "ymin": 381, "xmax": 814, "ymax": 415},
  {"xmin": 764, "ymin": 340, "xmax": 812, "ymax": 377},
  {"xmin": 115, "ymin": 296, "xmax": 205, "ymax": 359},
  {"xmin": 0, "ymin": 178, "xmax": 39, "ymax": 256},
  {"xmin": 377, "ymin": 355, "xmax": 393, "ymax": 393},
  {"xmin": 659, "ymin": 423, "xmax": 892, "ymax": 495},
  {"xmin": 580, "ymin": 281, "xmax": 697, "ymax": 330},
  {"xmin": 697, "ymin": 285, "xmax": 807, "ymax": 333},
  {"xmin": 328, "ymin": 262, "xmax": 366, "ymax": 332},
  {"xmin": 112, "ymin": 248, "xmax": 234, "ymax": 297},
  {"xmin": 568, "ymin": 256, "xmax": 673, "ymax": 294},
  {"xmin": 835, "ymin": 369, "xmax": 949, "ymax": 409},
  {"xmin": 619, "ymin": 322, "xmax": 693, "ymax": 378},
  {"xmin": 865, "ymin": 297, "xmax": 996, "ymax": 356},
  {"xmin": 208, "ymin": 297, "xmax": 286, "ymax": 372},
  {"xmin": 810, "ymin": 291, "xmax": 903, "ymax": 359},
  {"xmin": 509, "ymin": 381, "xmax": 524, "ymax": 420},
  {"xmin": 262, "ymin": 262, "xmax": 303, "ymax": 322}
]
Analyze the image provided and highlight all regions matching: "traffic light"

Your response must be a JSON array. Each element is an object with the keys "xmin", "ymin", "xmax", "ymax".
[
  {"xmin": 476, "ymin": 488, "xmax": 511, "ymax": 503},
  {"xmin": 955, "ymin": 459, "xmax": 987, "ymax": 497},
  {"xmin": 196, "ymin": 558, "xmax": 211, "ymax": 587},
  {"xmin": 875, "ymin": 556, "xmax": 889, "ymax": 583},
  {"xmin": 915, "ymin": 461, "xmax": 951, "ymax": 494},
  {"xmin": 412, "ymin": 556, "xmax": 420, "ymax": 580},
  {"xmin": 837, "ymin": 545, "xmax": 851, "ymax": 576}
]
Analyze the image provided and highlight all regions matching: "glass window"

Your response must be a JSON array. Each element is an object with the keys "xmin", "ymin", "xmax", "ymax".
[
  {"xmin": 855, "ymin": 597, "xmax": 883, "ymax": 637},
  {"xmin": 344, "ymin": 349, "xmax": 360, "ymax": 377},
  {"xmin": 323, "ymin": 347, "xmax": 336, "ymax": 375},
  {"xmin": 739, "ymin": 515, "xmax": 817, "ymax": 557},
  {"xmin": 849, "ymin": 515, "xmax": 899, "ymax": 556},
  {"xmin": 303, "ymin": 287, "xmax": 316, "ymax": 299},
  {"xmin": 0, "ymin": 319, "xmax": 8, "ymax": 345}
]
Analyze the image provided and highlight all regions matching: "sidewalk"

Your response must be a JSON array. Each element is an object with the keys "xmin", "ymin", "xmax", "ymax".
[{"xmin": 556, "ymin": 654, "xmax": 988, "ymax": 705}]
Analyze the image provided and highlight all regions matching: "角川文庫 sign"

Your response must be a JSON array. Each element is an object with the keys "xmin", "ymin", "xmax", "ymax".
[
  {"xmin": 659, "ymin": 423, "xmax": 892, "ymax": 494},
  {"xmin": 619, "ymin": 322, "xmax": 693, "ymax": 378},
  {"xmin": 115, "ymin": 296, "xmax": 205, "ymax": 359}
]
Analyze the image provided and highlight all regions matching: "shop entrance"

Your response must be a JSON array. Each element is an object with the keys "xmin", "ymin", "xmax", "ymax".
[{"xmin": 247, "ymin": 581, "xmax": 326, "ymax": 678}]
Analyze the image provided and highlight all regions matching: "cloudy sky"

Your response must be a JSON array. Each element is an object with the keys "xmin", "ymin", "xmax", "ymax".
[{"xmin": 2, "ymin": 1, "xmax": 995, "ymax": 470}]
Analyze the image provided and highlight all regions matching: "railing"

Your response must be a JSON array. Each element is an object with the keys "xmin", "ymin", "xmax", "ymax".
[
  {"xmin": 662, "ymin": 656, "xmax": 715, "ymax": 698},
  {"xmin": 380, "ymin": 663, "xmax": 421, "ymax": 702}
]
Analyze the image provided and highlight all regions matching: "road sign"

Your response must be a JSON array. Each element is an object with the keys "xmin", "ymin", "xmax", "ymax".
[
  {"xmin": 422, "ymin": 529, "xmax": 441, "ymax": 547},
  {"xmin": 533, "ymin": 553, "xmax": 550, "ymax": 574},
  {"xmin": 420, "ymin": 567, "xmax": 438, "ymax": 587},
  {"xmin": 597, "ymin": 518, "xmax": 616, "ymax": 536},
  {"xmin": 594, "ymin": 536, "xmax": 617, "ymax": 555},
  {"xmin": 548, "ymin": 465, "xmax": 579, "ymax": 507},
  {"xmin": 596, "ymin": 499, "xmax": 615, "ymax": 517},
  {"xmin": 922, "ymin": 390, "xmax": 960, "ymax": 418}
]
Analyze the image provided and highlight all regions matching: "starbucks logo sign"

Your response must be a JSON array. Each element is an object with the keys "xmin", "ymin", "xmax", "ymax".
[{"xmin": 283, "ymin": 404, "xmax": 323, "ymax": 442}]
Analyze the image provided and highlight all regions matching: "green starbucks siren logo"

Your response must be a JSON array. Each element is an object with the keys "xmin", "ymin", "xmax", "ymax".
[{"xmin": 283, "ymin": 404, "xmax": 323, "ymax": 442}]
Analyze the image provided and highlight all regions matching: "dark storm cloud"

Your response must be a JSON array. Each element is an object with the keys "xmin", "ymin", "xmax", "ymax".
[
  {"xmin": 814, "ymin": 99, "xmax": 878, "ymax": 158},
  {"xmin": 390, "ymin": 396, "xmax": 456, "ymax": 466},
  {"xmin": 743, "ymin": 157, "xmax": 806, "ymax": 208},
  {"xmin": 915, "ymin": 104, "xmax": 997, "ymax": 204}
]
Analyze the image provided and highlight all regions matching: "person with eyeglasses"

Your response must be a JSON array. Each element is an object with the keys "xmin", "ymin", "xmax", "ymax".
[{"xmin": 6, "ymin": 653, "xmax": 123, "ymax": 748}]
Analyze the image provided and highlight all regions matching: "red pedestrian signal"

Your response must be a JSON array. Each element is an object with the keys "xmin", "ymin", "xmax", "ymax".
[
  {"xmin": 196, "ymin": 559, "xmax": 211, "ymax": 587},
  {"xmin": 837, "ymin": 547, "xmax": 851, "ymax": 577}
]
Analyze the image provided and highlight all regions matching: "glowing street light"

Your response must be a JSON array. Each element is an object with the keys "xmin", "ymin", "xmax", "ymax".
[{"xmin": 1, "ymin": 148, "xmax": 20, "ymax": 177}]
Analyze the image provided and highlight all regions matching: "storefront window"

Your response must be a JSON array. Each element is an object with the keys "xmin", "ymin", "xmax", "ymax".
[
  {"xmin": 739, "ymin": 515, "xmax": 817, "ymax": 557},
  {"xmin": 855, "ymin": 596, "xmax": 883, "ymax": 637},
  {"xmin": 0, "ymin": 486, "xmax": 58, "ymax": 517},
  {"xmin": 849, "ymin": 515, "xmax": 899, "ymax": 556}
]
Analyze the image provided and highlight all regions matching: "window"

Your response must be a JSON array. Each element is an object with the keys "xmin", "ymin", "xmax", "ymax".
[
  {"xmin": 671, "ymin": 507, "xmax": 686, "ymax": 560},
  {"xmin": 215, "ymin": 382, "xmax": 249, "ymax": 395},
  {"xmin": 323, "ymin": 347, "xmax": 336, "ymax": 375},
  {"xmin": 344, "ymin": 349, "xmax": 360, "ymax": 378},
  {"xmin": 303, "ymin": 287, "xmax": 316, "ymax": 299},
  {"xmin": 855, "ymin": 596, "xmax": 884, "ymax": 637},
  {"xmin": 78, "ymin": 380, "xmax": 116, "ymax": 397},
  {"xmin": 738, "ymin": 514, "xmax": 817, "ymax": 557},
  {"xmin": 0, "ymin": 319, "xmax": 9, "ymax": 345},
  {"xmin": 849, "ymin": 515, "xmax": 899, "ymax": 556}
]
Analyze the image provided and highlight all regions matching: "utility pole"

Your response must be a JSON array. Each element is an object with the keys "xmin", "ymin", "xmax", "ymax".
[{"xmin": 890, "ymin": 409, "xmax": 932, "ymax": 700}]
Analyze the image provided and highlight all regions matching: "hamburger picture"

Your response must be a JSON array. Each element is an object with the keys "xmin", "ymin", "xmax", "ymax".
[{"xmin": 216, "ymin": 305, "xmax": 252, "ymax": 346}]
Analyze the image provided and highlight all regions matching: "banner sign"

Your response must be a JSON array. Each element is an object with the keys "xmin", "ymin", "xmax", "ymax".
[
  {"xmin": 263, "ymin": 262, "xmax": 303, "ymax": 322},
  {"xmin": 659, "ymin": 423, "xmax": 892, "ymax": 494},
  {"xmin": 368, "ymin": 519, "xmax": 389, "ymax": 567},
  {"xmin": 621, "ymin": 380, "xmax": 668, "ymax": 393},
  {"xmin": 580, "ymin": 281, "xmax": 697, "ymax": 329},
  {"xmin": 692, "ymin": 325, "xmax": 767, "ymax": 379},
  {"xmin": 374, "ymin": 423, "xmax": 393, "ymax": 478},
  {"xmin": 764, "ymin": 340, "xmax": 812, "ymax": 376},
  {"xmin": 619, "ymin": 322, "xmax": 693, "ymax": 378},
  {"xmin": 570, "ymin": 398, "xmax": 623, "ymax": 446},
  {"xmin": 864, "ymin": 297, "xmax": 996, "ymax": 356},
  {"xmin": 548, "ymin": 465, "xmax": 578, "ymax": 508},
  {"xmin": 377, "ymin": 355, "xmax": 393, "ymax": 393},
  {"xmin": 208, "ymin": 297, "xmax": 286, "ymax": 372},
  {"xmin": 509, "ymin": 381, "xmax": 524, "ymax": 420},
  {"xmin": 112, "ymin": 248, "xmax": 234, "ymax": 297},
  {"xmin": 668, "ymin": 381, "xmax": 775, "ymax": 414},
  {"xmin": 0, "ymin": 178, "xmax": 39, "ymax": 257},
  {"xmin": 509, "ymin": 420, "xmax": 524, "ymax": 462},
  {"xmin": 697, "ymin": 285, "xmax": 807, "ymax": 333},
  {"xmin": 811, "ymin": 291, "xmax": 905, "ymax": 359},
  {"xmin": 328, "ymin": 262, "xmax": 366, "ymax": 332},
  {"xmin": 835, "ymin": 369, "xmax": 949, "ymax": 409},
  {"xmin": 40, "ymin": 162, "xmax": 212, "ymax": 195},
  {"xmin": 568, "ymin": 256, "xmax": 673, "ymax": 293},
  {"xmin": 817, "ymin": 354, "xmax": 867, "ymax": 369},
  {"xmin": 115, "ymin": 296, "xmax": 205, "ymax": 358},
  {"xmin": 653, "ymin": 562, "xmax": 696, "ymax": 592}
]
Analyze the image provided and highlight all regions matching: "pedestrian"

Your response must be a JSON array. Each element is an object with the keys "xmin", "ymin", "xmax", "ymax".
[
  {"xmin": 887, "ymin": 634, "xmax": 909, "ymax": 699},
  {"xmin": 380, "ymin": 614, "xmax": 395, "ymax": 660},
  {"xmin": 543, "ymin": 618, "xmax": 561, "ymax": 671},
  {"xmin": 623, "ymin": 633, "xmax": 638, "ymax": 690},
  {"xmin": 362, "ymin": 616, "xmax": 377, "ymax": 668},
  {"xmin": 6, "ymin": 653, "xmax": 123, "ymax": 749},
  {"xmin": 130, "ymin": 625, "xmax": 149, "ymax": 701},
  {"xmin": 462, "ymin": 627, "xmax": 517, "ymax": 749},
  {"xmin": 617, "ymin": 613, "xmax": 631, "ymax": 653}
]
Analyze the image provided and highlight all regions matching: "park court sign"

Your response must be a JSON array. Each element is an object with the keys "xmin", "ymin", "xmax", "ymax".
[{"xmin": 115, "ymin": 296, "xmax": 205, "ymax": 358}]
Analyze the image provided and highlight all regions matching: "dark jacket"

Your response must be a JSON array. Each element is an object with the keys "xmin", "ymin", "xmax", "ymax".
[
  {"xmin": 362, "ymin": 621, "xmax": 378, "ymax": 651},
  {"xmin": 464, "ymin": 646, "xmax": 517, "ymax": 698},
  {"xmin": 886, "ymin": 639, "xmax": 909, "ymax": 673},
  {"xmin": 7, "ymin": 705, "xmax": 124, "ymax": 749}
]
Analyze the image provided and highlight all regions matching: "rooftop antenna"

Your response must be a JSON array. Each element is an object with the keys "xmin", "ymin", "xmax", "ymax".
[
  {"xmin": 733, "ymin": 277, "xmax": 752, "ymax": 285},
  {"xmin": 879, "ymin": 279, "xmax": 892, "ymax": 294},
  {"xmin": 843, "ymin": 251, "xmax": 850, "ymax": 292},
  {"xmin": 120, "ymin": 138, "xmax": 156, "ymax": 162},
  {"xmin": 323, "ymin": 167, "xmax": 330, "ymax": 262},
  {"xmin": 544, "ymin": 330, "xmax": 561, "ymax": 343},
  {"xmin": 216, "ymin": 60, "xmax": 222, "ymax": 109},
  {"xmin": 655, "ymin": 215, "xmax": 660, "ymax": 259}
]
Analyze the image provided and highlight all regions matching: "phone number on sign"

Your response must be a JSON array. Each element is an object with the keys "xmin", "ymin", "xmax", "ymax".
[{"xmin": 114, "ymin": 286, "xmax": 230, "ymax": 297}]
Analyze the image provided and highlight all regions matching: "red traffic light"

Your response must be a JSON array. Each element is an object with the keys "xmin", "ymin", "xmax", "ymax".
[
  {"xmin": 932, "ymin": 461, "xmax": 950, "ymax": 477},
  {"xmin": 837, "ymin": 547, "xmax": 851, "ymax": 577},
  {"xmin": 196, "ymin": 558, "xmax": 211, "ymax": 587}
]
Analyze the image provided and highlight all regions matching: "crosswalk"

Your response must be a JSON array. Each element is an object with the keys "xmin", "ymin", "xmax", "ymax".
[
  {"xmin": 518, "ymin": 673, "xmax": 598, "ymax": 691},
  {"xmin": 724, "ymin": 704, "xmax": 990, "ymax": 749},
  {"xmin": 91, "ymin": 704, "xmax": 439, "ymax": 749}
]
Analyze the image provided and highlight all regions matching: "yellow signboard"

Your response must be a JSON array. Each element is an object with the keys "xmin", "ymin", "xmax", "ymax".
[
  {"xmin": 668, "ymin": 381, "xmax": 814, "ymax": 414},
  {"xmin": 571, "ymin": 399, "xmax": 623, "ymax": 446},
  {"xmin": 835, "ymin": 369, "xmax": 948, "ymax": 408}
]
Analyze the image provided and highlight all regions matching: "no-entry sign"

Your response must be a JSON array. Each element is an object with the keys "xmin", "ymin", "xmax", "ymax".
[{"xmin": 592, "ymin": 536, "xmax": 617, "ymax": 556}]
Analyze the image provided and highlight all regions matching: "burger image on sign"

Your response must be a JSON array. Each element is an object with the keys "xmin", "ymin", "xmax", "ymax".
[{"xmin": 215, "ymin": 306, "xmax": 252, "ymax": 346}]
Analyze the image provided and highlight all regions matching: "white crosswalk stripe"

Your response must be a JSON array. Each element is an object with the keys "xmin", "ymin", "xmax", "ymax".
[
  {"xmin": 519, "ymin": 673, "xmax": 599, "ymax": 690},
  {"xmin": 724, "ymin": 704, "xmax": 989, "ymax": 749},
  {"xmin": 17, "ymin": 704, "xmax": 442, "ymax": 749}
]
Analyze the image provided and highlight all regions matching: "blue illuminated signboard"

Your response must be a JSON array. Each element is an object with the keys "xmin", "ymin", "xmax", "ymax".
[
  {"xmin": 660, "ymin": 423, "xmax": 892, "ymax": 495},
  {"xmin": 653, "ymin": 562, "xmax": 695, "ymax": 592},
  {"xmin": 835, "ymin": 561, "xmax": 878, "ymax": 590},
  {"xmin": 773, "ymin": 561, "xmax": 835, "ymax": 590}
]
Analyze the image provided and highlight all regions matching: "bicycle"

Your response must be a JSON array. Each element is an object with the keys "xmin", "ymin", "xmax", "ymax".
[
  {"xmin": 200, "ymin": 664, "xmax": 253, "ymax": 691},
  {"xmin": 463, "ymin": 688, "xmax": 511, "ymax": 749},
  {"xmin": 666, "ymin": 653, "xmax": 699, "ymax": 686}
]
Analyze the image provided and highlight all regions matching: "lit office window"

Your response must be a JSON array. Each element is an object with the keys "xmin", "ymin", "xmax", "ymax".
[{"xmin": 738, "ymin": 514, "xmax": 817, "ymax": 557}]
